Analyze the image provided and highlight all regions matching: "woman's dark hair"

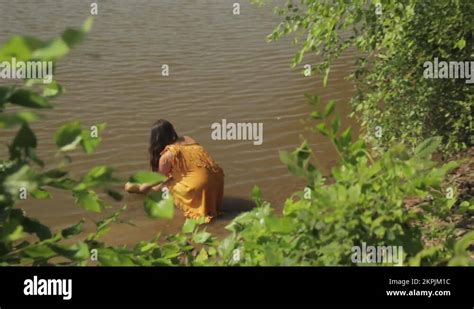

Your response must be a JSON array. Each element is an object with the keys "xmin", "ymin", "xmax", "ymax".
[{"xmin": 149, "ymin": 119, "xmax": 178, "ymax": 172}]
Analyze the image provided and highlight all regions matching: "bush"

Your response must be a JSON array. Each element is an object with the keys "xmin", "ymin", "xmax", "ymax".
[
  {"xmin": 216, "ymin": 98, "xmax": 473, "ymax": 266},
  {"xmin": 253, "ymin": 0, "xmax": 473, "ymax": 154}
]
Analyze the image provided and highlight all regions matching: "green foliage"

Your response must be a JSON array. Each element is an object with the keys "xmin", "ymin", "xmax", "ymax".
[
  {"xmin": 1, "ymin": 14, "xmax": 471, "ymax": 268},
  {"xmin": 214, "ymin": 98, "xmax": 472, "ymax": 265},
  {"xmin": 257, "ymin": 0, "xmax": 473, "ymax": 154},
  {"xmin": 0, "ymin": 21, "xmax": 133, "ymax": 266},
  {"xmin": 144, "ymin": 191, "xmax": 174, "ymax": 219}
]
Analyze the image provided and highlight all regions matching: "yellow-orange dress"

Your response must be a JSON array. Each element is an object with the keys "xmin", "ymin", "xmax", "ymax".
[{"xmin": 160, "ymin": 143, "xmax": 224, "ymax": 223}]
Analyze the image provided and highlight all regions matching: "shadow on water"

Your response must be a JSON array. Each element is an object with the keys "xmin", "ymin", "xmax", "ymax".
[
  {"xmin": 203, "ymin": 196, "xmax": 256, "ymax": 237},
  {"xmin": 220, "ymin": 196, "xmax": 256, "ymax": 221}
]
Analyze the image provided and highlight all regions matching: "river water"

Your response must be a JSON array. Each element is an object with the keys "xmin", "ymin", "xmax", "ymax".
[{"xmin": 0, "ymin": 0, "xmax": 356, "ymax": 244}]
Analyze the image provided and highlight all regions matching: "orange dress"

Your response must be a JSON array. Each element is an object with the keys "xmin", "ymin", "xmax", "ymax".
[{"xmin": 160, "ymin": 143, "xmax": 224, "ymax": 223}]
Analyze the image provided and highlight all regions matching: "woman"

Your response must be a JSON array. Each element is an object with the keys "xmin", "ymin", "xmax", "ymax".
[{"xmin": 125, "ymin": 119, "xmax": 224, "ymax": 223}]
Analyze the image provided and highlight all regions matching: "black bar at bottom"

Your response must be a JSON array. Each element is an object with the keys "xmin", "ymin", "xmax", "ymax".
[{"xmin": 0, "ymin": 267, "xmax": 472, "ymax": 306}]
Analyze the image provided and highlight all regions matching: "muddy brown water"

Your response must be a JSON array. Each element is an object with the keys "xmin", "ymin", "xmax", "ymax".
[{"xmin": 0, "ymin": 0, "xmax": 356, "ymax": 245}]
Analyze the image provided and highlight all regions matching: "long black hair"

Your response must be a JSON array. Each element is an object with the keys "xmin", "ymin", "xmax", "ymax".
[{"xmin": 149, "ymin": 119, "xmax": 178, "ymax": 172}]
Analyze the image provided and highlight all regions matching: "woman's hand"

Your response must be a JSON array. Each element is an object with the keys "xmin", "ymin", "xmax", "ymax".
[
  {"xmin": 124, "ymin": 182, "xmax": 140, "ymax": 193},
  {"xmin": 124, "ymin": 182, "xmax": 164, "ymax": 194},
  {"xmin": 151, "ymin": 183, "xmax": 164, "ymax": 192},
  {"xmin": 139, "ymin": 183, "xmax": 154, "ymax": 194}
]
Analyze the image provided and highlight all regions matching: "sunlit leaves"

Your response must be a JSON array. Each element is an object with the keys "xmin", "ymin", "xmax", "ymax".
[
  {"xmin": 73, "ymin": 190, "xmax": 104, "ymax": 213},
  {"xmin": 81, "ymin": 123, "xmax": 105, "ymax": 154},
  {"xmin": 82, "ymin": 165, "xmax": 117, "ymax": 188},
  {"xmin": 144, "ymin": 191, "xmax": 174, "ymax": 219},
  {"xmin": 182, "ymin": 218, "xmax": 197, "ymax": 234},
  {"xmin": 54, "ymin": 121, "xmax": 82, "ymax": 151},
  {"xmin": 54, "ymin": 121, "xmax": 105, "ymax": 154},
  {"xmin": 31, "ymin": 17, "xmax": 94, "ymax": 62},
  {"xmin": 454, "ymin": 38, "xmax": 466, "ymax": 50},
  {"xmin": 279, "ymin": 142, "xmax": 318, "ymax": 186},
  {"xmin": 30, "ymin": 189, "xmax": 51, "ymax": 199},
  {"xmin": 42, "ymin": 80, "xmax": 64, "ymax": 98},
  {"xmin": 0, "ymin": 36, "xmax": 46, "ymax": 62},
  {"xmin": 192, "ymin": 231, "xmax": 212, "ymax": 244},
  {"xmin": 3, "ymin": 165, "xmax": 38, "ymax": 196},
  {"xmin": 0, "ymin": 219, "xmax": 24, "ymax": 243}
]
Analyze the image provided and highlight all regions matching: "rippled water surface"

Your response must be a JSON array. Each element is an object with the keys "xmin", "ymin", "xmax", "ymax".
[{"xmin": 0, "ymin": 0, "xmax": 356, "ymax": 243}]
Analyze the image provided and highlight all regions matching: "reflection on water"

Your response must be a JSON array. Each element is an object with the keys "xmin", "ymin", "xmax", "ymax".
[{"xmin": 0, "ymin": 0, "xmax": 356, "ymax": 243}]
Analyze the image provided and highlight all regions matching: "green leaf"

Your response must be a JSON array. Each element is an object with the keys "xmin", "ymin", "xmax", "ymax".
[
  {"xmin": 0, "ymin": 36, "xmax": 46, "ymax": 62},
  {"xmin": 0, "ymin": 111, "xmax": 40, "ymax": 129},
  {"xmin": 9, "ymin": 89, "xmax": 51, "ymax": 109},
  {"xmin": 144, "ymin": 191, "xmax": 174, "ymax": 219},
  {"xmin": 129, "ymin": 171, "xmax": 166, "ymax": 184},
  {"xmin": 324, "ymin": 100, "xmax": 335, "ymax": 117},
  {"xmin": 331, "ymin": 116, "xmax": 341, "ymax": 134},
  {"xmin": 454, "ymin": 231, "xmax": 474, "ymax": 255},
  {"xmin": 32, "ymin": 38, "xmax": 69, "ymax": 61},
  {"xmin": 293, "ymin": 49, "xmax": 305, "ymax": 66},
  {"xmin": 340, "ymin": 127, "xmax": 352, "ymax": 147},
  {"xmin": 61, "ymin": 29, "xmax": 86, "ymax": 47},
  {"xmin": 414, "ymin": 136, "xmax": 442, "ymax": 158},
  {"xmin": 21, "ymin": 216, "xmax": 52, "ymax": 240},
  {"xmin": 54, "ymin": 121, "xmax": 82, "ymax": 151},
  {"xmin": 82, "ymin": 165, "xmax": 116, "ymax": 187},
  {"xmin": 265, "ymin": 217, "xmax": 295, "ymax": 234},
  {"xmin": 43, "ymin": 168, "xmax": 68, "ymax": 179},
  {"xmin": 32, "ymin": 18, "xmax": 93, "ymax": 61},
  {"xmin": 31, "ymin": 189, "xmax": 51, "ymax": 199},
  {"xmin": 323, "ymin": 67, "xmax": 330, "ymax": 87},
  {"xmin": 97, "ymin": 248, "xmax": 135, "ymax": 266},
  {"xmin": 43, "ymin": 80, "xmax": 64, "ymax": 98},
  {"xmin": 0, "ymin": 219, "xmax": 24, "ymax": 242},
  {"xmin": 193, "ymin": 231, "xmax": 212, "ymax": 244},
  {"xmin": 182, "ymin": 218, "xmax": 197, "ymax": 234},
  {"xmin": 80, "ymin": 123, "xmax": 106, "ymax": 154},
  {"xmin": 454, "ymin": 38, "xmax": 466, "ymax": 50},
  {"xmin": 61, "ymin": 219, "xmax": 85, "ymax": 238},
  {"xmin": 24, "ymin": 244, "xmax": 56, "ymax": 259},
  {"xmin": 52, "ymin": 242, "xmax": 90, "ymax": 261},
  {"xmin": 4, "ymin": 165, "xmax": 38, "ymax": 195},
  {"xmin": 316, "ymin": 123, "xmax": 329, "ymax": 136},
  {"xmin": 82, "ymin": 17, "xmax": 94, "ymax": 33},
  {"xmin": 73, "ymin": 190, "xmax": 104, "ymax": 213},
  {"xmin": 251, "ymin": 185, "xmax": 263, "ymax": 205},
  {"xmin": 310, "ymin": 111, "xmax": 323, "ymax": 119},
  {"xmin": 195, "ymin": 248, "xmax": 209, "ymax": 263},
  {"xmin": 10, "ymin": 123, "xmax": 37, "ymax": 157}
]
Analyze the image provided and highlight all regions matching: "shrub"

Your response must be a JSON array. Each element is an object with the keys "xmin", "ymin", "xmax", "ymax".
[{"xmin": 252, "ymin": 0, "xmax": 473, "ymax": 154}]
